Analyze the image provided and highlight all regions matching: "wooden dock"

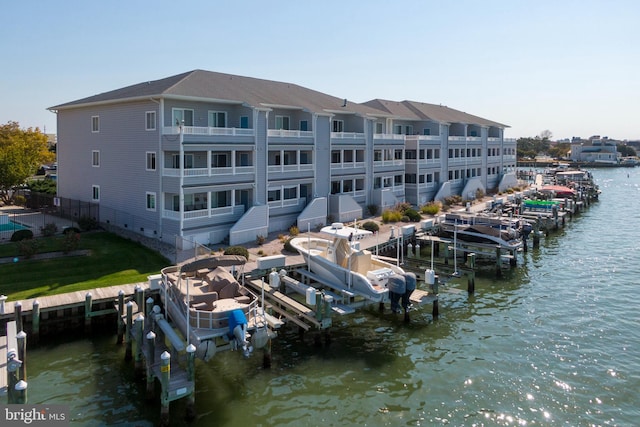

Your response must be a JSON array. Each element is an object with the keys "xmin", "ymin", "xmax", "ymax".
[{"xmin": 0, "ymin": 282, "xmax": 148, "ymax": 317}]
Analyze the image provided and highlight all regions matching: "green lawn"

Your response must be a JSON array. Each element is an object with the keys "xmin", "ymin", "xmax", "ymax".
[{"xmin": 0, "ymin": 232, "xmax": 170, "ymax": 301}]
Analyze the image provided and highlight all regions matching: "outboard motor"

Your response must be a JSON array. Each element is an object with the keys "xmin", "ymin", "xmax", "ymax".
[
  {"xmin": 229, "ymin": 309, "xmax": 253, "ymax": 357},
  {"xmin": 387, "ymin": 275, "xmax": 406, "ymax": 313},
  {"xmin": 402, "ymin": 272, "xmax": 417, "ymax": 311}
]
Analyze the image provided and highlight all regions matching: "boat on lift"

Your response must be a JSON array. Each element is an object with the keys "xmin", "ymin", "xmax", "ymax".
[
  {"xmin": 289, "ymin": 223, "xmax": 415, "ymax": 310},
  {"xmin": 158, "ymin": 255, "xmax": 277, "ymax": 361}
]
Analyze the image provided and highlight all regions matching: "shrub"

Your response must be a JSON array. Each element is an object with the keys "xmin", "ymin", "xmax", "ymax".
[
  {"xmin": 381, "ymin": 209, "xmax": 403, "ymax": 223},
  {"xmin": 62, "ymin": 231, "xmax": 80, "ymax": 254},
  {"xmin": 78, "ymin": 216, "xmax": 98, "ymax": 231},
  {"xmin": 41, "ymin": 223, "xmax": 58, "ymax": 237},
  {"xmin": 224, "ymin": 245, "xmax": 249, "ymax": 260},
  {"xmin": 283, "ymin": 237, "xmax": 296, "ymax": 253},
  {"xmin": 361, "ymin": 221, "xmax": 379, "ymax": 233},
  {"xmin": 256, "ymin": 235, "xmax": 266, "ymax": 245},
  {"xmin": 403, "ymin": 208, "xmax": 421, "ymax": 222},
  {"xmin": 475, "ymin": 188, "xmax": 485, "ymax": 200},
  {"xmin": 12, "ymin": 195, "xmax": 26, "ymax": 206},
  {"xmin": 366, "ymin": 204, "xmax": 379, "ymax": 217},
  {"xmin": 289, "ymin": 225, "xmax": 299, "ymax": 236},
  {"xmin": 63, "ymin": 226, "xmax": 81, "ymax": 234},
  {"xmin": 10, "ymin": 229, "xmax": 33, "ymax": 242},
  {"xmin": 393, "ymin": 202, "xmax": 412, "ymax": 213},
  {"xmin": 444, "ymin": 195, "xmax": 463, "ymax": 206},
  {"xmin": 420, "ymin": 202, "xmax": 441, "ymax": 216},
  {"xmin": 18, "ymin": 239, "xmax": 40, "ymax": 258},
  {"xmin": 257, "ymin": 249, "xmax": 264, "ymax": 256}
]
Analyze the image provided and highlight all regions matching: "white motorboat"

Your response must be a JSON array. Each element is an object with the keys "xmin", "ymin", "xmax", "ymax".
[
  {"xmin": 290, "ymin": 223, "xmax": 414, "ymax": 307},
  {"xmin": 158, "ymin": 255, "xmax": 276, "ymax": 361}
]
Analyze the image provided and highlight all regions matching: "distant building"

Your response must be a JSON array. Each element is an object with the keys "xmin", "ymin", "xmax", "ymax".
[
  {"xmin": 570, "ymin": 137, "xmax": 619, "ymax": 164},
  {"xmin": 49, "ymin": 70, "xmax": 517, "ymax": 246}
]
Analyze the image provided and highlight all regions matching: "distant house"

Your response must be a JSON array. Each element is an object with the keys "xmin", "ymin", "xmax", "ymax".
[
  {"xmin": 49, "ymin": 70, "xmax": 516, "ymax": 246},
  {"xmin": 570, "ymin": 138, "xmax": 619, "ymax": 164}
]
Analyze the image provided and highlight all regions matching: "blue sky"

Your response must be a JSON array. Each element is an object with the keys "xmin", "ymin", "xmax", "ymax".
[{"xmin": 2, "ymin": 0, "xmax": 639, "ymax": 140}]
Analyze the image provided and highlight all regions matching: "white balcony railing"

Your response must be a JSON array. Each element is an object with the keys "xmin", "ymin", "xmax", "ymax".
[
  {"xmin": 267, "ymin": 164, "xmax": 313, "ymax": 173},
  {"xmin": 163, "ymin": 166, "xmax": 255, "ymax": 177},
  {"xmin": 267, "ymin": 197, "xmax": 306, "ymax": 209},
  {"xmin": 331, "ymin": 132, "xmax": 365, "ymax": 139},
  {"xmin": 373, "ymin": 133, "xmax": 405, "ymax": 140},
  {"xmin": 330, "ymin": 161, "xmax": 365, "ymax": 170},
  {"xmin": 267, "ymin": 129, "xmax": 314, "ymax": 138},
  {"xmin": 162, "ymin": 205, "xmax": 244, "ymax": 221},
  {"xmin": 163, "ymin": 126, "xmax": 255, "ymax": 136}
]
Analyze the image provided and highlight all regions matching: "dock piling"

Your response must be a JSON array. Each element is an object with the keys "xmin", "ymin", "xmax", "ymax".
[
  {"xmin": 32, "ymin": 300, "xmax": 40, "ymax": 344},
  {"xmin": 84, "ymin": 292, "xmax": 92, "ymax": 333},
  {"xmin": 134, "ymin": 316, "xmax": 145, "ymax": 376},
  {"xmin": 186, "ymin": 344, "xmax": 197, "ymax": 420},
  {"xmin": 160, "ymin": 351, "xmax": 171, "ymax": 426},
  {"xmin": 146, "ymin": 331, "xmax": 156, "ymax": 400},
  {"xmin": 14, "ymin": 302, "xmax": 23, "ymax": 333},
  {"xmin": 125, "ymin": 301, "xmax": 133, "ymax": 361},
  {"xmin": 117, "ymin": 291, "xmax": 125, "ymax": 344}
]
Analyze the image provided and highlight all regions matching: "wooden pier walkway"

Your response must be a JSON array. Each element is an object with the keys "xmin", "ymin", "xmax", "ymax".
[{"xmin": 0, "ymin": 282, "xmax": 149, "ymax": 318}]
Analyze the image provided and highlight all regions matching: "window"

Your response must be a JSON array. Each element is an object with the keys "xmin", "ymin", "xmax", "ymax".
[
  {"xmin": 394, "ymin": 150, "xmax": 403, "ymax": 160},
  {"xmin": 331, "ymin": 181, "xmax": 341, "ymax": 194},
  {"xmin": 405, "ymin": 174, "xmax": 417, "ymax": 184},
  {"xmin": 92, "ymin": 185, "xmax": 100, "ymax": 201},
  {"xmin": 394, "ymin": 175, "xmax": 403, "ymax": 185},
  {"xmin": 300, "ymin": 151, "xmax": 312, "ymax": 164},
  {"xmin": 275, "ymin": 115, "xmax": 290, "ymax": 130},
  {"xmin": 236, "ymin": 152, "xmax": 252, "ymax": 166},
  {"xmin": 211, "ymin": 191, "xmax": 230, "ymax": 208},
  {"xmin": 212, "ymin": 153, "xmax": 230, "ymax": 167},
  {"xmin": 376, "ymin": 123, "xmax": 383, "ymax": 134},
  {"xmin": 172, "ymin": 154, "xmax": 193, "ymax": 168},
  {"xmin": 405, "ymin": 150, "xmax": 417, "ymax": 160},
  {"xmin": 393, "ymin": 124, "xmax": 402, "ymax": 134},
  {"xmin": 145, "ymin": 111, "xmax": 156, "ymax": 130},
  {"xmin": 146, "ymin": 192, "xmax": 156, "ymax": 211},
  {"xmin": 146, "ymin": 152, "xmax": 156, "ymax": 171},
  {"xmin": 283, "ymin": 187, "xmax": 297, "ymax": 200},
  {"xmin": 405, "ymin": 125, "xmax": 413, "ymax": 135},
  {"xmin": 423, "ymin": 128, "xmax": 431, "ymax": 136},
  {"xmin": 374, "ymin": 177, "xmax": 381, "ymax": 189},
  {"xmin": 332, "ymin": 120, "xmax": 344, "ymax": 132},
  {"xmin": 172, "ymin": 109, "xmax": 194, "ymax": 126},
  {"xmin": 91, "ymin": 116, "xmax": 99, "ymax": 133},
  {"xmin": 300, "ymin": 120, "xmax": 308, "ymax": 131},
  {"xmin": 283, "ymin": 150, "xmax": 296, "ymax": 165},
  {"xmin": 240, "ymin": 116, "xmax": 249, "ymax": 129},
  {"xmin": 208, "ymin": 111, "xmax": 226, "ymax": 128},
  {"xmin": 343, "ymin": 180, "xmax": 353, "ymax": 193},
  {"xmin": 92, "ymin": 150, "xmax": 100, "ymax": 167},
  {"xmin": 268, "ymin": 189, "xmax": 281, "ymax": 202},
  {"xmin": 331, "ymin": 150, "xmax": 341, "ymax": 164},
  {"xmin": 374, "ymin": 150, "xmax": 382, "ymax": 162}
]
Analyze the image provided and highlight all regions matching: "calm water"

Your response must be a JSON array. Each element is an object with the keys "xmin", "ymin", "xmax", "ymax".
[{"xmin": 25, "ymin": 167, "xmax": 640, "ymax": 426}]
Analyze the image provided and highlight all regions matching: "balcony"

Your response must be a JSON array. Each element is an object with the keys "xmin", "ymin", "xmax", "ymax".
[
  {"xmin": 162, "ymin": 166, "xmax": 255, "ymax": 177},
  {"xmin": 267, "ymin": 164, "xmax": 314, "ymax": 173},
  {"xmin": 163, "ymin": 204, "xmax": 245, "ymax": 221},
  {"xmin": 163, "ymin": 126, "xmax": 255, "ymax": 136},
  {"xmin": 267, "ymin": 197, "xmax": 307, "ymax": 209},
  {"xmin": 268, "ymin": 129, "xmax": 314, "ymax": 138},
  {"xmin": 331, "ymin": 132, "xmax": 365, "ymax": 139},
  {"xmin": 330, "ymin": 161, "xmax": 366, "ymax": 170}
]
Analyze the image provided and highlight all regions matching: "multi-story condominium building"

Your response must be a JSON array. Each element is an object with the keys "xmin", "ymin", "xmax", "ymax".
[
  {"xmin": 570, "ymin": 138, "xmax": 619, "ymax": 164},
  {"xmin": 49, "ymin": 70, "xmax": 516, "ymax": 246}
]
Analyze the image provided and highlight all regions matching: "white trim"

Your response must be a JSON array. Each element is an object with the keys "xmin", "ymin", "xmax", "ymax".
[
  {"xmin": 146, "ymin": 151, "xmax": 157, "ymax": 171},
  {"xmin": 92, "ymin": 185, "xmax": 100, "ymax": 202},
  {"xmin": 91, "ymin": 115, "xmax": 99, "ymax": 133},
  {"xmin": 145, "ymin": 111, "xmax": 156, "ymax": 131},
  {"xmin": 146, "ymin": 191, "xmax": 157, "ymax": 211}
]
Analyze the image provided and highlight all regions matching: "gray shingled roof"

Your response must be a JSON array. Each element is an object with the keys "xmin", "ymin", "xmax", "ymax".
[
  {"xmin": 363, "ymin": 99, "xmax": 508, "ymax": 128},
  {"xmin": 49, "ymin": 69, "xmax": 507, "ymax": 128},
  {"xmin": 50, "ymin": 69, "xmax": 386, "ymax": 117}
]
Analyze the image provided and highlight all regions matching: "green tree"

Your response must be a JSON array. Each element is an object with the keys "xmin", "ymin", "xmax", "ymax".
[
  {"xmin": 0, "ymin": 121, "xmax": 54, "ymax": 204},
  {"xmin": 617, "ymin": 144, "xmax": 637, "ymax": 157}
]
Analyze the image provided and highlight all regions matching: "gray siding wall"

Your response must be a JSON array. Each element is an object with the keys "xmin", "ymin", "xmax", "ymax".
[
  {"xmin": 57, "ymin": 100, "xmax": 161, "ymax": 230},
  {"xmin": 315, "ymin": 116, "xmax": 331, "ymax": 197},
  {"xmin": 255, "ymin": 111, "xmax": 268, "ymax": 205}
]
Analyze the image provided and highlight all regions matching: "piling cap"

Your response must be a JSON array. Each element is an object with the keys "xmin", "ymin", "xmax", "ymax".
[
  {"xmin": 15, "ymin": 380, "xmax": 28, "ymax": 391},
  {"xmin": 146, "ymin": 331, "xmax": 156, "ymax": 339},
  {"xmin": 186, "ymin": 344, "xmax": 196, "ymax": 353},
  {"xmin": 161, "ymin": 351, "xmax": 171, "ymax": 360}
]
